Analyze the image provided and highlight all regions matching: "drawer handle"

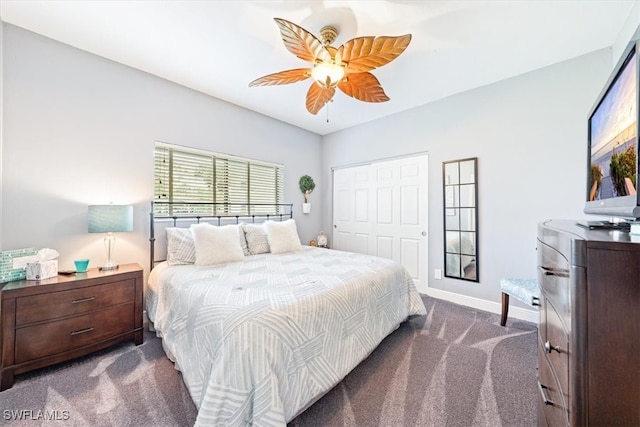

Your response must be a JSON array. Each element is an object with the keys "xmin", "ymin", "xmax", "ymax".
[
  {"xmin": 531, "ymin": 296, "xmax": 540, "ymax": 307},
  {"xmin": 539, "ymin": 266, "xmax": 569, "ymax": 278},
  {"xmin": 70, "ymin": 327, "xmax": 94, "ymax": 336},
  {"xmin": 71, "ymin": 297, "xmax": 95, "ymax": 304},
  {"xmin": 538, "ymin": 381, "xmax": 554, "ymax": 406},
  {"xmin": 544, "ymin": 340, "xmax": 560, "ymax": 354}
]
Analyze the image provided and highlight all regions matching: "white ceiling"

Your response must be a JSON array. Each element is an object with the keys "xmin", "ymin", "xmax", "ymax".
[{"xmin": 1, "ymin": 1, "xmax": 636, "ymax": 135}]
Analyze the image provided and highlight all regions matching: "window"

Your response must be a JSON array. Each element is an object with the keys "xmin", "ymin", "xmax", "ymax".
[{"xmin": 154, "ymin": 143, "xmax": 284, "ymax": 216}]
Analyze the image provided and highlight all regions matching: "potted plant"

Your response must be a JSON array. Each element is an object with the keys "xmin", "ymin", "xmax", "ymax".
[{"xmin": 299, "ymin": 175, "xmax": 315, "ymax": 214}]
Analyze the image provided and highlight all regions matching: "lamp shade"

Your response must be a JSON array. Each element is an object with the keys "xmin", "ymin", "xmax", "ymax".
[{"xmin": 88, "ymin": 205, "xmax": 133, "ymax": 233}]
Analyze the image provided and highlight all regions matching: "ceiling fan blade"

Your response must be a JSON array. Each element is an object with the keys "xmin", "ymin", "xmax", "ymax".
[
  {"xmin": 338, "ymin": 72, "xmax": 390, "ymax": 103},
  {"xmin": 306, "ymin": 83, "xmax": 335, "ymax": 115},
  {"xmin": 274, "ymin": 18, "xmax": 331, "ymax": 63},
  {"xmin": 339, "ymin": 34, "xmax": 412, "ymax": 73},
  {"xmin": 249, "ymin": 68, "xmax": 311, "ymax": 87}
]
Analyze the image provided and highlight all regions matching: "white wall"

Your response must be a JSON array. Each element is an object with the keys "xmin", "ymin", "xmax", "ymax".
[
  {"xmin": 1, "ymin": 23, "xmax": 322, "ymax": 275},
  {"xmin": 613, "ymin": 1, "xmax": 640, "ymax": 61},
  {"xmin": 321, "ymin": 48, "xmax": 613, "ymax": 315}
]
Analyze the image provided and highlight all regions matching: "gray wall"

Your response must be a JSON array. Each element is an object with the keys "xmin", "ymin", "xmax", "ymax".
[
  {"xmin": 3, "ymin": 10, "xmax": 640, "ymax": 317},
  {"xmin": 1, "ymin": 24, "xmax": 322, "ymax": 275},
  {"xmin": 321, "ymin": 48, "xmax": 612, "ymax": 313}
]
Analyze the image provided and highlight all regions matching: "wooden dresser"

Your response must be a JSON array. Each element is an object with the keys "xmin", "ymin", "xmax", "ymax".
[
  {"xmin": 0, "ymin": 263, "xmax": 143, "ymax": 391},
  {"xmin": 537, "ymin": 220, "xmax": 639, "ymax": 426}
]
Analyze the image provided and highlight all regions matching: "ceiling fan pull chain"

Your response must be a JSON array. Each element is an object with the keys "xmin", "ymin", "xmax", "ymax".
[{"xmin": 326, "ymin": 102, "xmax": 330, "ymax": 123}]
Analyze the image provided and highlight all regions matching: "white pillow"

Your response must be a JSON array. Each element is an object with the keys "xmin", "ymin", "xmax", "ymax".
[
  {"xmin": 166, "ymin": 225, "xmax": 247, "ymax": 264},
  {"xmin": 242, "ymin": 223, "xmax": 270, "ymax": 255},
  {"xmin": 238, "ymin": 222, "xmax": 250, "ymax": 256},
  {"xmin": 191, "ymin": 223, "xmax": 245, "ymax": 266},
  {"xmin": 265, "ymin": 219, "xmax": 302, "ymax": 254},
  {"xmin": 166, "ymin": 227, "xmax": 196, "ymax": 265}
]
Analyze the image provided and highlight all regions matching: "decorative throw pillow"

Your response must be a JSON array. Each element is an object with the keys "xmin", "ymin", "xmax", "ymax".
[
  {"xmin": 191, "ymin": 223, "xmax": 245, "ymax": 266},
  {"xmin": 265, "ymin": 219, "xmax": 302, "ymax": 254},
  {"xmin": 238, "ymin": 222, "xmax": 250, "ymax": 256},
  {"xmin": 166, "ymin": 227, "xmax": 196, "ymax": 265},
  {"xmin": 242, "ymin": 223, "xmax": 270, "ymax": 255}
]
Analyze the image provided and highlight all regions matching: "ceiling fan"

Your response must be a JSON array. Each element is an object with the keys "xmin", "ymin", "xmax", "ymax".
[{"xmin": 249, "ymin": 18, "xmax": 411, "ymax": 115}]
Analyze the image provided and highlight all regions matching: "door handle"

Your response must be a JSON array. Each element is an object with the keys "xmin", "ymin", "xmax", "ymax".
[
  {"xmin": 544, "ymin": 340, "xmax": 560, "ymax": 354},
  {"xmin": 421, "ymin": 231, "xmax": 427, "ymax": 236}
]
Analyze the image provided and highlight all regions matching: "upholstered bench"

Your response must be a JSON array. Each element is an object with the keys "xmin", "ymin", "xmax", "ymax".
[{"xmin": 500, "ymin": 278, "xmax": 540, "ymax": 326}]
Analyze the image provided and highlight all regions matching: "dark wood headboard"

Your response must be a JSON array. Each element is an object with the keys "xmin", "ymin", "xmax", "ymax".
[{"xmin": 148, "ymin": 201, "xmax": 294, "ymax": 270}]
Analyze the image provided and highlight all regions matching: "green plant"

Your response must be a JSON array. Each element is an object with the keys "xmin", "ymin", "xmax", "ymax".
[
  {"xmin": 299, "ymin": 175, "xmax": 316, "ymax": 203},
  {"xmin": 609, "ymin": 146, "xmax": 637, "ymax": 196},
  {"xmin": 589, "ymin": 164, "xmax": 603, "ymax": 201}
]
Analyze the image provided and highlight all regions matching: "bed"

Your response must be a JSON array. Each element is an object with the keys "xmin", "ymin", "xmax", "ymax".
[{"xmin": 146, "ymin": 202, "xmax": 427, "ymax": 426}]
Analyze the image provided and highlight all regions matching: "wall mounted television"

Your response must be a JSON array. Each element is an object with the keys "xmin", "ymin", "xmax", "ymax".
[{"xmin": 585, "ymin": 39, "xmax": 640, "ymax": 222}]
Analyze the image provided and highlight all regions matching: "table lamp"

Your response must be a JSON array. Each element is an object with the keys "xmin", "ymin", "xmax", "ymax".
[{"xmin": 88, "ymin": 204, "xmax": 133, "ymax": 271}]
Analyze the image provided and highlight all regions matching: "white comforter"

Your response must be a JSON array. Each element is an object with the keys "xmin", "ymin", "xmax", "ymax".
[{"xmin": 147, "ymin": 246, "xmax": 426, "ymax": 426}]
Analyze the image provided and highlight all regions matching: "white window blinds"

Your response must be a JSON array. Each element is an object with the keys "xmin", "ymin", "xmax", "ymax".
[{"xmin": 154, "ymin": 144, "xmax": 284, "ymax": 216}]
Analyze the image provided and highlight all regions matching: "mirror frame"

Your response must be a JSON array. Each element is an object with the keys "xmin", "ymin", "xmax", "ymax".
[{"xmin": 442, "ymin": 157, "xmax": 479, "ymax": 282}]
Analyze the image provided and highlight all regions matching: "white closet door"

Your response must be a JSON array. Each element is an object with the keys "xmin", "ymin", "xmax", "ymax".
[
  {"xmin": 332, "ymin": 165, "xmax": 371, "ymax": 254},
  {"xmin": 332, "ymin": 154, "xmax": 428, "ymax": 293}
]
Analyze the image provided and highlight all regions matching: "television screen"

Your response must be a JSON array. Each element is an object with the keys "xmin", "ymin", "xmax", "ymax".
[{"xmin": 585, "ymin": 41, "xmax": 640, "ymax": 220}]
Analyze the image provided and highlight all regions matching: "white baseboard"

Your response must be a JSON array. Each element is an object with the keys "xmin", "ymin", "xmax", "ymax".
[{"xmin": 424, "ymin": 287, "xmax": 539, "ymax": 324}]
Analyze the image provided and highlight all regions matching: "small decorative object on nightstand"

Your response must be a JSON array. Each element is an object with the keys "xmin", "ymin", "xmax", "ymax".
[
  {"xmin": 74, "ymin": 259, "xmax": 90, "ymax": 272},
  {"xmin": 0, "ymin": 263, "xmax": 143, "ymax": 391},
  {"xmin": 26, "ymin": 248, "xmax": 60, "ymax": 280}
]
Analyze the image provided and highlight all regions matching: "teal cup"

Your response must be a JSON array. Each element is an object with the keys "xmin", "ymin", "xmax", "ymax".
[{"xmin": 74, "ymin": 259, "xmax": 90, "ymax": 273}]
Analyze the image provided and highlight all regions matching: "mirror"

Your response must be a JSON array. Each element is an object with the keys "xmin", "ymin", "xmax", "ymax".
[{"xmin": 443, "ymin": 157, "xmax": 478, "ymax": 282}]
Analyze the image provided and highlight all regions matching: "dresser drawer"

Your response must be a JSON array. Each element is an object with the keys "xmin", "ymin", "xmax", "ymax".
[
  {"xmin": 15, "ymin": 279, "xmax": 135, "ymax": 326},
  {"xmin": 538, "ymin": 344, "xmax": 569, "ymax": 426},
  {"xmin": 14, "ymin": 303, "xmax": 134, "ymax": 363},
  {"xmin": 544, "ymin": 301, "xmax": 569, "ymax": 398},
  {"xmin": 538, "ymin": 241, "xmax": 571, "ymax": 327}
]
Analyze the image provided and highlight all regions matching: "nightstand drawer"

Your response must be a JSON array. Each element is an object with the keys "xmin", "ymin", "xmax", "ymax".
[
  {"xmin": 15, "ymin": 279, "xmax": 135, "ymax": 326},
  {"xmin": 14, "ymin": 303, "xmax": 134, "ymax": 363}
]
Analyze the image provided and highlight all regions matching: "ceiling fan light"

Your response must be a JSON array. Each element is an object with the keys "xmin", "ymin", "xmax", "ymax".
[{"xmin": 311, "ymin": 62, "xmax": 345, "ymax": 89}]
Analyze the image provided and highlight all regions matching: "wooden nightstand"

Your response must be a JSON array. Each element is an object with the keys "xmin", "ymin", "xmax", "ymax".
[{"xmin": 0, "ymin": 263, "xmax": 143, "ymax": 391}]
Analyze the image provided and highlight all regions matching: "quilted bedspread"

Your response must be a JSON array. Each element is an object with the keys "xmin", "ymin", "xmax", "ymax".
[{"xmin": 147, "ymin": 246, "xmax": 426, "ymax": 426}]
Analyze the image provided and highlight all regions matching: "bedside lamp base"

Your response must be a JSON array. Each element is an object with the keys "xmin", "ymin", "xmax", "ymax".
[{"xmin": 99, "ymin": 233, "xmax": 119, "ymax": 271}]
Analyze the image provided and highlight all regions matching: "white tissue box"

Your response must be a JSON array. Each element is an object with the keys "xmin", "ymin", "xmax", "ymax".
[{"xmin": 26, "ymin": 260, "xmax": 58, "ymax": 280}]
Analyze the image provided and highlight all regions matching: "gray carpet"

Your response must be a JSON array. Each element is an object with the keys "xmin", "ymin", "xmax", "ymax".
[{"xmin": 2, "ymin": 296, "xmax": 537, "ymax": 426}]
